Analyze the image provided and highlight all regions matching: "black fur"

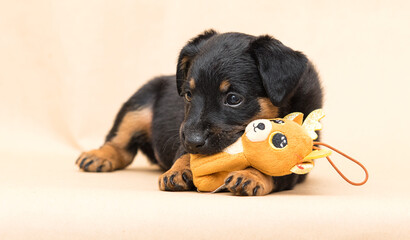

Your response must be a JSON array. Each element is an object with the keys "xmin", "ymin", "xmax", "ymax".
[
  {"xmin": 250, "ymin": 35, "xmax": 308, "ymax": 106},
  {"xmin": 176, "ymin": 29, "xmax": 218, "ymax": 95},
  {"xmin": 105, "ymin": 30, "xmax": 323, "ymax": 191}
]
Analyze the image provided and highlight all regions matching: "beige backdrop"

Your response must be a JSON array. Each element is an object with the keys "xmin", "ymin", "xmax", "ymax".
[{"xmin": 1, "ymin": 0, "xmax": 409, "ymax": 239}]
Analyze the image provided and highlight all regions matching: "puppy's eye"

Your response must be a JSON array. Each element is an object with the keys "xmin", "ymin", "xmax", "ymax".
[
  {"xmin": 184, "ymin": 91, "xmax": 192, "ymax": 102},
  {"xmin": 270, "ymin": 132, "xmax": 288, "ymax": 149},
  {"xmin": 225, "ymin": 93, "xmax": 244, "ymax": 106},
  {"xmin": 271, "ymin": 119, "xmax": 284, "ymax": 124}
]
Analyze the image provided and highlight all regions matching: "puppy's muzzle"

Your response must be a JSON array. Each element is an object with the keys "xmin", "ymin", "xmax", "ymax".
[{"xmin": 182, "ymin": 131, "xmax": 209, "ymax": 154}]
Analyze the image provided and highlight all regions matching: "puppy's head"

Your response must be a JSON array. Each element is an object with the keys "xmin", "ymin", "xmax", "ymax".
[{"xmin": 177, "ymin": 30, "xmax": 308, "ymax": 155}]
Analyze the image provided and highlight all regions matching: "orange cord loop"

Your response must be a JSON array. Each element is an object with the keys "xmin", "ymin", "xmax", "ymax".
[{"xmin": 313, "ymin": 142, "xmax": 369, "ymax": 186}]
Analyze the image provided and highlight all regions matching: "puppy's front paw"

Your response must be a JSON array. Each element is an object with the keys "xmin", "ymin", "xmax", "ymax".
[
  {"xmin": 159, "ymin": 169, "xmax": 195, "ymax": 191},
  {"xmin": 224, "ymin": 169, "xmax": 273, "ymax": 196}
]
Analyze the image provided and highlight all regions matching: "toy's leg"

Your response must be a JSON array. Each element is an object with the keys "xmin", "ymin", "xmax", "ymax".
[
  {"xmin": 158, "ymin": 153, "xmax": 195, "ymax": 191},
  {"xmin": 224, "ymin": 168, "xmax": 274, "ymax": 196}
]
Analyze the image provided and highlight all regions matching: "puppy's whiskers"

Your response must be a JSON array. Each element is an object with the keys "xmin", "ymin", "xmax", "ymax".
[{"xmin": 161, "ymin": 133, "xmax": 180, "ymax": 153}]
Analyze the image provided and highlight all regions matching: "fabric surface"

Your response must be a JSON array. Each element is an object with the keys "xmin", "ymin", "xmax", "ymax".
[{"xmin": 1, "ymin": 0, "xmax": 410, "ymax": 239}]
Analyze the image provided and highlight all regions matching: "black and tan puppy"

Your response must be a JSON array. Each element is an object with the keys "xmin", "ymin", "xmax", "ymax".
[{"xmin": 76, "ymin": 30, "xmax": 323, "ymax": 196}]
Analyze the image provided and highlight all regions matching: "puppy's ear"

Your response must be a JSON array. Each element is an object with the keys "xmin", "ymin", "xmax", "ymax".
[
  {"xmin": 176, "ymin": 29, "xmax": 218, "ymax": 95},
  {"xmin": 250, "ymin": 35, "xmax": 308, "ymax": 106}
]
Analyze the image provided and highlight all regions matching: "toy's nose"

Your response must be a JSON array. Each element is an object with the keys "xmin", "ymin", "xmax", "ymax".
[
  {"xmin": 245, "ymin": 119, "xmax": 273, "ymax": 142},
  {"xmin": 256, "ymin": 123, "xmax": 265, "ymax": 130}
]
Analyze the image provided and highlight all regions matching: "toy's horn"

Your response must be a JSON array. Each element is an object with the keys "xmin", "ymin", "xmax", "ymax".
[
  {"xmin": 290, "ymin": 149, "xmax": 331, "ymax": 175},
  {"xmin": 284, "ymin": 112, "xmax": 304, "ymax": 125},
  {"xmin": 303, "ymin": 149, "xmax": 332, "ymax": 160},
  {"xmin": 302, "ymin": 109, "xmax": 325, "ymax": 140},
  {"xmin": 290, "ymin": 160, "xmax": 314, "ymax": 174}
]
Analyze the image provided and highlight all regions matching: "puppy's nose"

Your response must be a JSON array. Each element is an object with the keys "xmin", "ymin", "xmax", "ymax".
[{"xmin": 184, "ymin": 132, "xmax": 208, "ymax": 152}]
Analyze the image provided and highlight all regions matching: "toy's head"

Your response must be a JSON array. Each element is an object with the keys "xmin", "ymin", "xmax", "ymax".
[
  {"xmin": 190, "ymin": 109, "xmax": 368, "ymax": 192},
  {"xmin": 241, "ymin": 109, "xmax": 331, "ymax": 176}
]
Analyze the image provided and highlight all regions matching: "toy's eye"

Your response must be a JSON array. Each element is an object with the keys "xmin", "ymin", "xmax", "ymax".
[
  {"xmin": 270, "ymin": 132, "xmax": 288, "ymax": 149},
  {"xmin": 271, "ymin": 119, "xmax": 284, "ymax": 124},
  {"xmin": 245, "ymin": 119, "xmax": 272, "ymax": 142}
]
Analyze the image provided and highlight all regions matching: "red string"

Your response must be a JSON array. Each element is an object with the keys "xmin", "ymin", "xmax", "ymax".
[{"xmin": 313, "ymin": 142, "xmax": 369, "ymax": 186}]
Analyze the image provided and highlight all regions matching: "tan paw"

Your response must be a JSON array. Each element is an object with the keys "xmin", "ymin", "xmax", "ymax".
[
  {"xmin": 75, "ymin": 144, "xmax": 127, "ymax": 172},
  {"xmin": 76, "ymin": 151, "xmax": 113, "ymax": 172},
  {"xmin": 224, "ymin": 169, "xmax": 273, "ymax": 196},
  {"xmin": 158, "ymin": 168, "xmax": 195, "ymax": 191}
]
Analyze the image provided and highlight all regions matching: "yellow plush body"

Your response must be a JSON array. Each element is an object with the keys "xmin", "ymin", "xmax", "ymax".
[{"xmin": 190, "ymin": 109, "xmax": 331, "ymax": 192}]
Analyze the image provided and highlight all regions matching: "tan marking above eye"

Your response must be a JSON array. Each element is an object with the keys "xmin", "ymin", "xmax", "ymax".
[
  {"xmin": 253, "ymin": 98, "xmax": 279, "ymax": 120},
  {"xmin": 219, "ymin": 80, "xmax": 231, "ymax": 92},
  {"xmin": 189, "ymin": 78, "xmax": 196, "ymax": 89}
]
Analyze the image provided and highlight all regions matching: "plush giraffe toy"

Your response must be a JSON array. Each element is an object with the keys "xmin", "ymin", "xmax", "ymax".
[{"xmin": 190, "ymin": 109, "xmax": 368, "ymax": 192}]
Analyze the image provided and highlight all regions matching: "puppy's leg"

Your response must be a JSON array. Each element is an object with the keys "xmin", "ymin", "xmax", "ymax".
[
  {"xmin": 76, "ymin": 105, "xmax": 153, "ymax": 172},
  {"xmin": 224, "ymin": 168, "xmax": 274, "ymax": 196},
  {"xmin": 75, "ymin": 78, "xmax": 168, "ymax": 172},
  {"xmin": 158, "ymin": 154, "xmax": 195, "ymax": 191}
]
